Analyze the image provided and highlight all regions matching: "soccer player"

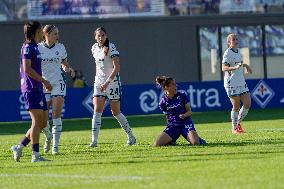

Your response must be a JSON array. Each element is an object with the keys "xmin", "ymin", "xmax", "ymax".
[
  {"xmin": 222, "ymin": 33, "xmax": 252, "ymax": 134},
  {"xmin": 154, "ymin": 76, "xmax": 206, "ymax": 147},
  {"xmin": 89, "ymin": 27, "xmax": 136, "ymax": 147},
  {"xmin": 38, "ymin": 25, "xmax": 75, "ymax": 155},
  {"xmin": 11, "ymin": 21, "xmax": 52, "ymax": 162}
]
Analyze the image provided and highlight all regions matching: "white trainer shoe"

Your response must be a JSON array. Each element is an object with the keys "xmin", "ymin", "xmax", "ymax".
[
  {"xmin": 89, "ymin": 141, "xmax": 97, "ymax": 148},
  {"xmin": 127, "ymin": 136, "xmax": 136, "ymax": 145},
  {"xmin": 44, "ymin": 136, "xmax": 52, "ymax": 153},
  {"xmin": 11, "ymin": 145, "xmax": 22, "ymax": 162},
  {"xmin": 31, "ymin": 155, "xmax": 49, "ymax": 163},
  {"xmin": 52, "ymin": 147, "xmax": 59, "ymax": 155}
]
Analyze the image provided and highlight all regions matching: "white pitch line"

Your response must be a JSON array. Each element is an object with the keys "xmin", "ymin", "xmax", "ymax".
[
  {"xmin": 0, "ymin": 173, "xmax": 151, "ymax": 181},
  {"xmin": 200, "ymin": 128, "xmax": 284, "ymax": 132}
]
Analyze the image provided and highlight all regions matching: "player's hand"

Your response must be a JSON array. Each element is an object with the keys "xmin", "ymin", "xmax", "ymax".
[
  {"xmin": 100, "ymin": 82, "xmax": 109, "ymax": 92},
  {"xmin": 244, "ymin": 64, "xmax": 252, "ymax": 74},
  {"xmin": 179, "ymin": 114, "xmax": 186, "ymax": 119},
  {"xmin": 43, "ymin": 80, "xmax": 52, "ymax": 91},
  {"xmin": 69, "ymin": 68, "xmax": 76, "ymax": 78},
  {"xmin": 235, "ymin": 63, "xmax": 242, "ymax": 70}
]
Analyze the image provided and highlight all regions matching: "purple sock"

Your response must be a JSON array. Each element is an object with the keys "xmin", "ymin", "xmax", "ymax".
[
  {"xmin": 31, "ymin": 143, "xmax": 40, "ymax": 152},
  {"xmin": 20, "ymin": 136, "xmax": 31, "ymax": 146}
]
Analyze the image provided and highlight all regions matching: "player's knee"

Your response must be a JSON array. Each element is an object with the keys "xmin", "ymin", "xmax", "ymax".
[
  {"xmin": 153, "ymin": 141, "xmax": 161, "ymax": 147},
  {"xmin": 191, "ymin": 140, "xmax": 199, "ymax": 145},
  {"xmin": 232, "ymin": 106, "xmax": 240, "ymax": 112},
  {"xmin": 111, "ymin": 110, "xmax": 120, "ymax": 117},
  {"xmin": 244, "ymin": 102, "xmax": 251, "ymax": 109}
]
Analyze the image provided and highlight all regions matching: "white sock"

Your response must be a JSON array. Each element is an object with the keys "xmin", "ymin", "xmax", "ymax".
[
  {"xmin": 231, "ymin": 111, "xmax": 239, "ymax": 130},
  {"xmin": 238, "ymin": 106, "xmax": 249, "ymax": 124},
  {"xmin": 92, "ymin": 112, "xmax": 102, "ymax": 143},
  {"xmin": 17, "ymin": 144, "xmax": 25, "ymax": 149},
  {"xmin": 52, "ymin": 118, "xmax": 62, "ymax": 148},
  {"xmin": 114, "ymin": 113, "xmax": 133, "ymax": 137},
  {"xmin": 42, "ymin": 121, "xmax": 52, "ymax": 140},
  {"xmin": 32, "ymin": 151, "xmax": 40, "ymax": 156}
]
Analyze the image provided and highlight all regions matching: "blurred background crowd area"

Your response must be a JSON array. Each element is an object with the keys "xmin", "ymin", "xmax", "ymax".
[{"xmin": 0, "ymin": 0, "xmax": 284, "ymax": 21}]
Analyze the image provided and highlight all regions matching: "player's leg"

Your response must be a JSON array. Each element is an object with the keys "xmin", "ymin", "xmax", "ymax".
[
  {"xmin": 11, "ymin": 128, "xmax": 31, "ymax": 162},
  {"xmin": 238, "ymin": 92, "xmax": 251, "ymax": 126},
  {"xmin": 154, "ymin": 126, "xmax": 179, "ymax": 147},
  {"xmin": 51, "ymin": 96, "xmax": 64, "ymax": 155},
  {"xmin": 110, "ymin": 101, "xmax": 136, "ymax": 145},
  {"xmin": 182, "ymin": 121, "xmax": 206, "ymax": 145},
  {"xmin": 11, "ymin": 92, "xmax": 48, "ymax": 162},
  {"xmin": 229, "ymin": 95, "xmax": 241, "ymax": 133},
  {"xmin": 90, "ymin": 96, "xmax": 106, "ymax": 147},
  {"xmin": 29, "ymin": 109, "xmax": 49, "ymax": 162},
  {"xmin": 42, "ymin": 93, "xmax": 52, "ymax": 153},
  {"xmin": 154, "ymin": 132, "xmax": 173, "ymax": 147}
]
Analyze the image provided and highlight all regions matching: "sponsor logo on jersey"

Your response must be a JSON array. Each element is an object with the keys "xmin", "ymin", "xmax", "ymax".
[
  {"xmin": 251, "ymin": 80, "xmax": 274, "ymax": 108},
  {"xmin": 139, "ymin": 86, "xmax": 221, "ymax": 113}
]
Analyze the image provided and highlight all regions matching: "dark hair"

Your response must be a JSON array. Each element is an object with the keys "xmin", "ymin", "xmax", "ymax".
[
  {"xmin": 94, "ymin": 27, "xmax": 109, "ymax": 56},
  {"xmin": 24, "ymin": 21, "xmax": 42, "ymax": 42},
  {"xmin": 155, "ymin": 76, "xmax": 174, "ymax": 90},
  {"xmin": 43, "ymin": 24, "xmax": 57, "ymax": 34}
]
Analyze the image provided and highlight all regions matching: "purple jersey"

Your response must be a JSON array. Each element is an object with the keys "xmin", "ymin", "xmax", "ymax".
[
  {"xmin": 20, "ymin": 42, "xmax": 43, "ymax": 92},
  {"xmin": 159, "ymin": 91, "xmax": 192, "ymax": 127}
]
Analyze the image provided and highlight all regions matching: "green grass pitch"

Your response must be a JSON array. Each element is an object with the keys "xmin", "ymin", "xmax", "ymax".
[{"xmin": 0, "ymin": 108, "xmax": 283, "ymax": 189}]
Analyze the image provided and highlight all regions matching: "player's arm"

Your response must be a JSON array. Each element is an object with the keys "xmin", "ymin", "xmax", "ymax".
[
  {"xmin": 61, "ymin": 58, "xmax": 75, "ymax": 77},
  {"xmin": 179, "ymin": 103, "xmax": 192, "ymax": 119},
  {"xmin": 22, "ymin": 59, "xmax": 52, "ymax": 91},
  {"xmin": 100, "ymin": 56, "xmax": 120, "ymax": 91},
  {"xmin": 222, "ymin": 63, "xmax": 241, "ymax": 72},
  {"xmin": 108, "ymin": 56, "xmax": 120, "ymax": 82},
  {"xmin": 243, "ymin": 64, "xmax": 252, "ymax": 74}
]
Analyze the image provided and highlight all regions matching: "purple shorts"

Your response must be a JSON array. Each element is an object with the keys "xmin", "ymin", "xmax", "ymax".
[
  {"xmin": 23, "ymin": 91, "xmax": 47, "ymax": 111},
  {"xmin": 164, "ymin": 120, "xmax": 196, "ymax": 142}
]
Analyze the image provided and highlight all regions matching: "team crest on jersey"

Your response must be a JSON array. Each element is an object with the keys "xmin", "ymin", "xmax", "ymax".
[
  {"xmin": 24, "ymin": 47, "xmax": 29, "ymax": 55},
  {"xmin": 251, "ymin": 80, "xmax": 274, "ymax": 108}
]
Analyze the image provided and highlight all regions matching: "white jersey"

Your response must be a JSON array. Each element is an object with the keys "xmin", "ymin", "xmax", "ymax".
[
  {"xmin": 38, "ymin": 42, "xmax": 67, "ymax": 85},
  {"xmin": 222, "ymin": 48, "xmax": 246, "ymax": 88},
  {"xmin": 91, "ymin": 42, "xmax": 119, "ymax": 84}
]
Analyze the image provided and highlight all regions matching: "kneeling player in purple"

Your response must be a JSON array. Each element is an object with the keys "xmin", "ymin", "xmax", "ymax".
[{"xmin": 154, "ymin": 76, "xmax": 206, "ymax": 147}]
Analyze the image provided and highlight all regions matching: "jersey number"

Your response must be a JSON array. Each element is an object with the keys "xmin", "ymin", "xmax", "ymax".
[
  {"xmin": 60, "ymin": 83, "xmax": 66, "ymax": 91},
  {"xmin": 110, "ymin": 88, "xmax": 119, "ymax": 95}
]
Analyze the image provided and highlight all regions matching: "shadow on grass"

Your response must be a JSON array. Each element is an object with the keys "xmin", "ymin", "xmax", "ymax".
[{"xmin": 0, "ymin": 107, "xmax": 283, "ymax": 135}]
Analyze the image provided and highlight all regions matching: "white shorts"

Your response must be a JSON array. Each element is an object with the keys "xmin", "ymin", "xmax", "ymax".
[
  {"xmin": 93, "ymin": 76, "xmax": 121, "ymax": 101},
  {"xmin": 44, "ymin": 81, "xmax": 66, "ymax": 102},
  {"xmin": 225, "ymin": 84, "xmax": 249, "ymax": 97}
]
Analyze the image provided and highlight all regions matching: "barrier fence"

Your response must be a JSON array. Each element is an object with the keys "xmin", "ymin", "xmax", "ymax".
[{"xmin": 0, "ymin": 78, "xmax": 283, "ymax": 122}]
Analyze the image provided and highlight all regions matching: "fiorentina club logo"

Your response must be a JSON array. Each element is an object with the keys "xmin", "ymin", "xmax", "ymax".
[{"xmin": 251, "ymin": 80, "xmax": 275, "ymax": 108}]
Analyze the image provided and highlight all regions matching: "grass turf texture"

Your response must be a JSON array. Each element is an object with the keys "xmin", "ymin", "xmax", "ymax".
[{"xmin": 0, "ymin": 108, "xmax": 283, "ymax": 189}]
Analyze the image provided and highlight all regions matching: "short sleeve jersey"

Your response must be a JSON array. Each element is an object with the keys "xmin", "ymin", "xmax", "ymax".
[
  {"xmin": 20, "ymin": 42, "xmax": 43, "ymax": 92},
  {"xmin": 38, "ymin": 42, "xmax": 67, "ymax": 85},
  {"xmin": 91, "ymin": 42, "xmax": 119, "ymax": 84},
  {"xmin": 222, "ymin": 48, "xmax": 246, "ymax": 88},
  {"xmin": 159, "ymin": 91, "xmax": 192, "ymax": 127}
]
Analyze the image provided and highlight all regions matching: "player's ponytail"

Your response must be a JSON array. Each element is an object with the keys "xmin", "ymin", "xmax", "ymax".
[
  {"xmin": 156, "ymin": 76, "xmax": 173, "ymax": 90},
  {"xmin": 103, "ymin": 37, "xmax": 109, "ymax": 56}
]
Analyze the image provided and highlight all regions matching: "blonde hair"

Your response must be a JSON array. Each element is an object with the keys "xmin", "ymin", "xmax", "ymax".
[{"xmin": 227, "ymin": 33, "xmax": 237, "ymax": 48}]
